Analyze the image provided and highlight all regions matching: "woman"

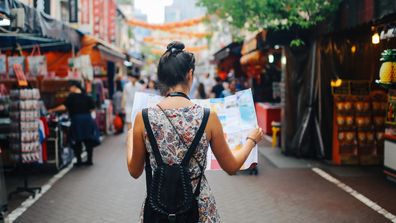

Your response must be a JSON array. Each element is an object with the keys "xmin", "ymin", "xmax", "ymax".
[
  {"xmin": 123, "ymin": 72, "xmax": 144, "ymax": 130},
  {"xmin": 145, "ymin": 79, "xmax": 159, "ymax": 95},
  {"xmin": 49, "ymin": 80, "xmax": 100, "ymax": 166},
  {"xmin": 127, "ymin": 42, "xmax": 264, "ymax": 222},
  {"xmin": 113, "ymin": 79, "xmax": 124, "ymax": 134}
]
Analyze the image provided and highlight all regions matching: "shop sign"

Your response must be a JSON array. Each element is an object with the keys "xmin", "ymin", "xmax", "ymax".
[
  {"xmin": 69, "ymin": 0, "xmax": 78, "ymax": 23},
  {"xmin": 80, "ymin": 0, "xmax": 90, "ymax": 24},
  {"xmin": 242, "ymin": 37, "xmax": 257, "ymax": 55}
]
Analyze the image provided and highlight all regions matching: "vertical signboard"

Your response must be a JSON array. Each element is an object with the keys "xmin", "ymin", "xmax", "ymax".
[
  {"xmin": 80, "ymin": 0, "xmax": 90, "ymax": 24},
  {"xmin": 69, "ymin": 0, "xmax": 78, "ymax": 23}
]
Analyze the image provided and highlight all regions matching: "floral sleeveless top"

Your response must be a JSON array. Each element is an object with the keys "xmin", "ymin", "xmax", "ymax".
[{"xmin": 139, "ymin": 104, "xmax": 220, "ymax": 223}]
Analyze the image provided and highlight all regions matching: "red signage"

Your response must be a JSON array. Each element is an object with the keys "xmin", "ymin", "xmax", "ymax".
[
  {"xmin": 80, "ymin": 0, "xmax": 90, "ymax": 24},
  {"xmin": 93, "ymin": 0, "xmax": 116, "ymax": 43}
]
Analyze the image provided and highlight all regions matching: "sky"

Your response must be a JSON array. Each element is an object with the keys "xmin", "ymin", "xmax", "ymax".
[{"xmin": 134, "ymin": 0, "xmax": 173, "ymax": 24}]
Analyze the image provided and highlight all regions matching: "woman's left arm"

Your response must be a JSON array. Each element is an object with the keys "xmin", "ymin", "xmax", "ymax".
[{"xmin": 126, "ymin": 112, "xmax": 146, "ymax": 178}]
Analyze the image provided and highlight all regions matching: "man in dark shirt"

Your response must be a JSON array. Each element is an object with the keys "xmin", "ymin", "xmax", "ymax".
[{"xmin": 211, "ymin": 77, "xmax": 225, "ymax": 98}]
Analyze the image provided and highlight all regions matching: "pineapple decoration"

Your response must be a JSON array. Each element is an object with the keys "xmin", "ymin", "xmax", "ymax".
[{"xmin": 379, "ymin": 49, "xmax": 396, "ymax": 83}]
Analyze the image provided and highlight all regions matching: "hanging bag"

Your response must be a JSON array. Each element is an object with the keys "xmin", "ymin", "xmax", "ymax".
[
  {"xmin": 142, "ymin": 107, "xmax": 210, "ymax": 223},
  {"xmin": 27, "ymin": 44, "xmax": 47, "ymax": 77},
  {"xmin": 0, "ymin": 52, "xmax": 6, "ymax": 75},
  {"xmin": 8, "ymin": 45, "xmax": 25, "ymax": 77}
]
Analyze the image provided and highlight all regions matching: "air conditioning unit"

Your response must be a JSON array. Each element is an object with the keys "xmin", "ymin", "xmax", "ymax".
[{"xmin": 10, "ymin": 8, "xmax": 25, "ymax": 30}]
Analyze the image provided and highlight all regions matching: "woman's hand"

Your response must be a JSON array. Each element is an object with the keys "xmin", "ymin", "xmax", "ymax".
[{"xmin": 247, "ymin": 128, "xmax": 264, "ymax": 145}]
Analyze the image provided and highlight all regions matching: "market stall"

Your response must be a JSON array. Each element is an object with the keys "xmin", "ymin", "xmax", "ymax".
[
  {"xmin": 79, "ymin": 35, "xmax": 126, "ymax": 134},
  {"xmin": 213, "ymin": 42, "xmax": 244, "ymax": 80},
  {"xmin": 240, "ymin": 31, "xmax": 283, "ymax": 135}
]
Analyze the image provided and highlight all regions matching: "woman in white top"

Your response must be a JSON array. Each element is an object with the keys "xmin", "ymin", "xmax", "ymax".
[{"xmin": 122, "ymin": 72, "xmax": 143, "ymax": 130}]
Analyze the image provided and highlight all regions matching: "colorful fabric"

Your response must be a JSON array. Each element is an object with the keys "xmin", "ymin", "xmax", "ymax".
[{"xmin": 139, "ymin": 104, "xmax": 220, "ymax": 223}]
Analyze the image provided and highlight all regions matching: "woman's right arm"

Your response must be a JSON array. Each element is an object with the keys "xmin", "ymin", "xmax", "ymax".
[
  {"xmin": 208, "ymin": 111, "xmax": 263, "ymax": 175},
  {"xmin": 48, "ymin": 104, "xmax": 66, "ymax": 113}
]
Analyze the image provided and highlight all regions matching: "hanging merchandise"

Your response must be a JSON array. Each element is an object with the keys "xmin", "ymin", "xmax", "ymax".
[
  {"xmin": 8, "ymin": 56, "xmax": 25, "ymax": 77},
  {"xmin": 79, "ymin": 55, "xmax": 94, "ymax": 80},
  {"xmin": 0, "ymin": 54, "xmax": 6, "ymax": 75},
  {"xmin": 27, "ymin": 45, "xmax": 48, "ymax": 77},
  {"xmin": 9, "ymin": 88, "xmax": 42, "ymax": 164}
]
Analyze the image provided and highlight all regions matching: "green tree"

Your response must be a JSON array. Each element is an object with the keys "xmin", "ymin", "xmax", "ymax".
[{"xmin": 198, "ymin": 0, "xmax": 341, "ymax": 45}]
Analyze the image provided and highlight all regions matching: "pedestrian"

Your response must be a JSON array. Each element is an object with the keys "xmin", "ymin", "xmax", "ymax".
[
  {"xmin": 202, "ymin": 73, "xmax": 215, "ymax": 97},
  {"xmin": 113, "ymin": 79, "xmax": 124, "ymax": 134},
  {"xmin": 221, "ymin": 79, "xmax": 237, "ymax": 97},
  {"xmin": 123, "ymin": 72, "xmax": 143, "ymax": 130},
  {"xmin": 145, "ymin": 79, "xmax": 159, "ymax": 95},
  {"xmin": 126, "ymin": 41, "xmax": 264, "ymax": 222},
  {"xmin": 195, "ymin": 82, "xmax": 207, "ymax": 99},
  {"xmin": 211, "ymin": 76, "xmax": 225, "ymax": 98},
  {"xmin": 48, "ymin": 80, "xmax": 100, "ymax": 166}
]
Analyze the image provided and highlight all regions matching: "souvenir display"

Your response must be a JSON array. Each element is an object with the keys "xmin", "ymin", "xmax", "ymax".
[
  {"xmin": 332, "ymin": 84, "xmax": 386, "ymax": 165},
  {"xmin": 9, "ymin": 88, "xmax": 41, "ymax": 163}
]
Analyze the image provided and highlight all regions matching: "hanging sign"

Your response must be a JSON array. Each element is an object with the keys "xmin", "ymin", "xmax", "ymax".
[
  {"xmin": 69, "ymin": 0, "xmax": 78, "ymax": 23},
  {"xmin": 14, "ymin": 64, "xmax": 28, "ymax": 87}
]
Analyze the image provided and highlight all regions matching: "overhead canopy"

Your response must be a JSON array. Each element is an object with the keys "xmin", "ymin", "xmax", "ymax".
[
  {"xmin": 80, "ymin": 35, "xmax": 126, "ymax": 66},
  {"xmin": 0, "ymin": 0, "xmax": 82, "ymax": 48},
  {"xmin": 213, "ymin": 42, "xmax": 242, "ymax": 62}
]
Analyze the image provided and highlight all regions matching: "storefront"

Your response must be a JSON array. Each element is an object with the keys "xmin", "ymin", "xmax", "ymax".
[
  {"xmin": 240, "ymin": 31, "xmax": 283, "ymax": 135},
  {"xmin": 213, "ymin": 42, "xmax": 244, "ymax": 80},
  {"xmin": 78, "ymin": 35, "xmax": 126, "ymax": 134},
  {"xmin": 0, "ymin": 0, "xmax": 127, "ymax": 212}
]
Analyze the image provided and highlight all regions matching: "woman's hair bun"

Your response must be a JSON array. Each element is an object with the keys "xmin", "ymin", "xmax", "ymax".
[{"xmin": 167, "ymin": 41, "xmax": 185, "ymax": 51}]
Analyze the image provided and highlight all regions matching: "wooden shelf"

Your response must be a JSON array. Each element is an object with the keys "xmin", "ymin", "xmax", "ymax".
[{"xmin": 375, "ymin": 80, "xmax": 396, "ymax": 89}]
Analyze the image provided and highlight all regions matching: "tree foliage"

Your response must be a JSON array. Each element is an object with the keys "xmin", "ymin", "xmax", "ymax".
[{"xmin": 198, "ymin": 0, "xmax": 341, "ymax": 31}]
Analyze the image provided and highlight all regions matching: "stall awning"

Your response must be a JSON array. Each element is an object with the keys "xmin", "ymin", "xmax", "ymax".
[
  {"xmin": 241, "ymin": 30, "xmax": 267, "ymax": 55},
  {"xmin": 0, "ymin": 0, "xmax": 82, "ymax": 48},
  {"xmin": 213, "ymin": 42, "xmax": 242, "ymax": 62},
  {"xmin": 80, "ymin": 35, "xmax": 125, "ymax": 66},
  {"xmin": 97, "ymin": 45, "xmax": 125, "ymax": 63}
]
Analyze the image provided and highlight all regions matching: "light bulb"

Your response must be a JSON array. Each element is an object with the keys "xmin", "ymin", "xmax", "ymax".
[
  {"xmin": 372, "ymin": 32, "xmax": 380, "ymax": 44},
  {"xmin": 268, "ymin": 54, "xmax": 274, "ymax": 63}
]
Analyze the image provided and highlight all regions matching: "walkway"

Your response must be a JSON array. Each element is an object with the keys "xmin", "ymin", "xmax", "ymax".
[{"xmin": 13, "ymin": 133, "xmax": 395, "ymax": 222}]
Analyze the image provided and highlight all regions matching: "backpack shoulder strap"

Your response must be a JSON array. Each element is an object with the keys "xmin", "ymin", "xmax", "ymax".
[
  {"xmin": 142, "ymin": 108, "xmax": 164, "ymax": 166},
  {"xmin": 181, "ymin": 108, "xmax": 210, "ymax": 166}
]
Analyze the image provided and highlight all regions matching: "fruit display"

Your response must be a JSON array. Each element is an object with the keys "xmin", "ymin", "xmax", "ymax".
[
  {"xmin": 333, "ymin": 90, "xmax": 386, "ymax": 165},
  {"xmin": 379, "ymin": 49, "xmax": 396, "ymax": 83}
]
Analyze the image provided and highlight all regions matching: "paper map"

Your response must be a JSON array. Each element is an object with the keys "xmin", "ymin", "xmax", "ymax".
[{"xmin": 131, "ymin": 89, "xmax": 258, "ymax": 170}]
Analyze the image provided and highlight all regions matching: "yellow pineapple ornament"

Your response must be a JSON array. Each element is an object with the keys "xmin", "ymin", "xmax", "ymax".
[{"xmin": 379, "ymin": 49, "xmax": 396, "ymax": 83}]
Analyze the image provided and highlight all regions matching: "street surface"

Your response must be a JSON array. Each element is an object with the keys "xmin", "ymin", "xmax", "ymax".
[{"xmin": 14, "ymin": 133, "xmax": 395, "ymax": 223}]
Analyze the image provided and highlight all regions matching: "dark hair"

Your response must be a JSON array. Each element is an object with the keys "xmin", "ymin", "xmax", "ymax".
[
  {"xmin": 198, "ymin": 82, "xmax": 206, "ymax": 99},
  {"xmin": 116, "ymin": 80, "xmax": 123, "ymax": 92},
  {"xmin": 157, "ymin": 41, "xmax": 195, "ymax": 94},
  {"xmin": 127, "ymin": 71, "xmax": 140, "ymax": 79},
  {"xmin": 68, "ymin": 80, "xmax": 85, "ymax": 93}
]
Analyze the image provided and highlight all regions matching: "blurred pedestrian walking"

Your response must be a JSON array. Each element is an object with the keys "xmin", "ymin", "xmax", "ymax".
[
  {"xmin": 123, "ymin": 72, "xmax": 143, "ymax": 130},
  {"xmin": 202, "ymin": 73, "xmax": 215, "ymax": 97},
  {"xmin": 145, "ymin": 79, "xmax": 159, "ymax": 95},
  {"xmin": 113, "ymin": 79, "xmax": 124, "ymax": 134},
  {"xmin": 211, "ymin": 77, "xmax": 224, "ymax": 98}
]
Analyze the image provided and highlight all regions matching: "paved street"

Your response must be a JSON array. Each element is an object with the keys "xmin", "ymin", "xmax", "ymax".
[{"xmin": 13, "ymin": 133, "xmax": 395, "ymax": 223}]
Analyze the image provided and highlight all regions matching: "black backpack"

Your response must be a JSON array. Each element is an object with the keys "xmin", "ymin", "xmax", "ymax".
[{"xmin": 142, "ymin": 107, "xmax": 210, "ymax": 223}]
